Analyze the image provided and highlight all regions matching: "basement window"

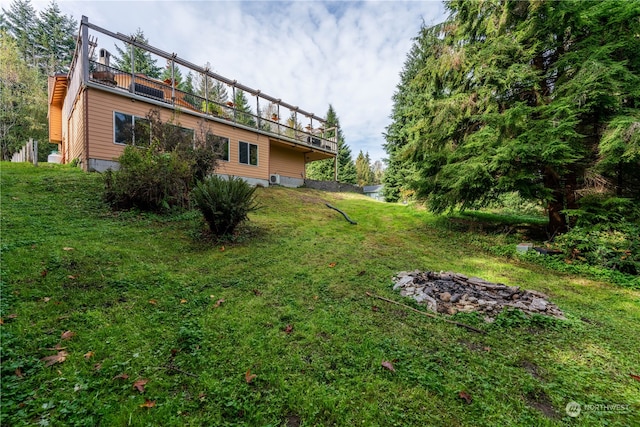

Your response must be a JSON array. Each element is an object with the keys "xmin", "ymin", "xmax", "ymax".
[{"xmin": 239, "ymin": 141, "xmax": 258, "ymax": 166}]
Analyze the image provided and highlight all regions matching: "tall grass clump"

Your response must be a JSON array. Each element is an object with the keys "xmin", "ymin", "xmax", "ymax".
[{"xmin": 191, "ymin": 175, "xmax": 259, "ymax": 236}]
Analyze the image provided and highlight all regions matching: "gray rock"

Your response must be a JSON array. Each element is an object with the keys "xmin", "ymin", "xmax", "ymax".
[{"xmin": 530, "ymin": 297, "xmax": 548, "ymax": 311}]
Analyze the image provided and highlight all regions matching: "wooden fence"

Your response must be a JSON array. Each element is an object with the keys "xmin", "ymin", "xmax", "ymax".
[{"xmin": 11, "ymin": 138, "xmax": 38, "ymax": 166}]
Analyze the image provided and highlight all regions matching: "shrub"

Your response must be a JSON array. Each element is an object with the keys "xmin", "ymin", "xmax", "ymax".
[
  {"xmin": 103, "ymin": 143, "xmax": 191, "ymax": 211},
  {"xmin": 103, "ymin": 109, "xmax": 223, "ymax": 212},
  {"xmin": 191, "ymin": 175, "xmax": 259, "ymax": 236},
  {"xmin": 555, "ymin": 195, "xmax": 640, "ymax": 275}
]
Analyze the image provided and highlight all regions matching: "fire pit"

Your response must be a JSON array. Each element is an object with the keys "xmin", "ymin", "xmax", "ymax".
[{"xmin": 393, "ymin": 271, "xmax": 565, "ymax": 322}]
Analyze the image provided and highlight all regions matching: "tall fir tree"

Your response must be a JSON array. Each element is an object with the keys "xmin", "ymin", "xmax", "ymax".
[
  {"xmin": 36, "ymin": 0, "xmax": 76, "ymax": 74},
  {"xmin": 306, "ymin": 104, "xmax": 356, "ymax": 183},
  {"xmin": 0, "ymin": 0, "xmax": 38, "ymax": 66},
  {"xmin": 355, "ymin": 150, "xmax": 374, "ymax": 186},
  {"xmin": 113, "ymin": 28, "xmax": 161, "ymax": 78},
  {"xmin": 384, "ymin": 0, "xmax": 640, "ymax": 233},
  {"xmin": 233, "ymin": 89, "xmax": 256, "ymax": 127}
]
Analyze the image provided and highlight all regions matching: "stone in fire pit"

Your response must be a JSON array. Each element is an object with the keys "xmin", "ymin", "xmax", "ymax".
[{"xmin": 393, "ymin": 270, "xmax": 565, "ymax": 322}]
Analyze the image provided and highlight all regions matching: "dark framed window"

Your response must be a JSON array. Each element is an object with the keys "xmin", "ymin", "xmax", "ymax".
[
  {"xmin": 114, "ymin": 112, "xmax": 150, "ymax": 146},
  {"xmin": 207, "ymin": 134, "xmax": 230, "ymax": 162},
  {"xmin": 239, "ymin": 141, "xmax": 258, "ymax": 166}
]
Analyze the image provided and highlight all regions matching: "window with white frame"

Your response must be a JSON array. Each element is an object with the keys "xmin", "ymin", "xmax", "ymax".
[{"xmin": 239, "ymin": 141, "xmax": 258, "ymax": 166}]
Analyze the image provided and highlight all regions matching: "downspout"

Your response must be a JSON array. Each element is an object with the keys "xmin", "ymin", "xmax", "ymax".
[
  {"xmin": 81, "ymin": 16, "xmax": 90, "ymax": 170},
  {"xmin": 84, "ymin": 88, "xmax": 89, "ymax": 170}
]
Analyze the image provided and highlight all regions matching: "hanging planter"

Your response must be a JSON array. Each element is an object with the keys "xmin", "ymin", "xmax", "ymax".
[
  {"xmin": 227, "ymin": 101, "xmax": 235, "ymax": 107},
  {"xmin": 271, "ymin": 114, "xmax": 279, "ymax": 121}
]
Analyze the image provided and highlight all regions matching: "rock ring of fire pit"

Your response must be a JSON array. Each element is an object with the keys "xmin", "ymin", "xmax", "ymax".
[{"xmin": 392, "ymin": 271, "xmax": 565, "ymax": 322}]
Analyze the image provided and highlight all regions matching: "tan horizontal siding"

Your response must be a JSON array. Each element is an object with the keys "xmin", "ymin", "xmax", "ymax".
[
  {"xmin": 49, "ymin": 106, "xmax": 62, "ymax": 143},
  {"xmin": 84, "ymin": 88, "xmax": 323, "ymax": 180},
  {"xmin": 269, "ymin": 143, "xmax": 305, "ymax": 179}
]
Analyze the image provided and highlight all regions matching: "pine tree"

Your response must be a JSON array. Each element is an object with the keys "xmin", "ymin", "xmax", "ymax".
[
  {"xmin": 113, "ymin": 28, "xmax": 161, "ymax": 78},
  {"xmin": 384, "ymin": 0, "xmax": 640, "ymax": 233},
  {"xmin": 233, "ymin": 89, "xmax": 255, "ymax": 127},
  {"xmin": 0, "ymin": 0, "xmax": 38, "ymax": 66},
  {"xmin": 36, "ymin": 0, "xmax": 76, "ymax": 74},
  {"xmin": 306, "ymin": 104, "xmax": 356, "ymax": 183},
  {"xmin": 355, "ymin": 150, "xmax": 374, "ymax": 186}
]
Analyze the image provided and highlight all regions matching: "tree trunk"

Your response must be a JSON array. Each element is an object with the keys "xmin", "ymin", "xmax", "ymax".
[{"xmin": 544, "ymin": 167, "xmax": 578, "ymax": 237}]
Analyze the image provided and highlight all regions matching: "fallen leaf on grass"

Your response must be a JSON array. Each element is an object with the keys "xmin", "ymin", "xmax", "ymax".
[
  {"xmin": 631, "ymin": 374, "xmax": 640, "ymax": 382},
  {"xmin": 212, "ymin": 299, "xmax": 225, "ymax": 308},
  {"xmin": 94, "ymin": 363, "xmax": 102, "ymax": 371},
  {"xmin": 148, "ymin": 299, "xmax": 158, "ymax": 305},
  {"xmin": 198, "ymin": 392, "xmax": 207, "ymax": 401},
  {"xmin": 220, "ymin": 246, "xmax": 225, "ymax": 252},
  {"xmin": 67, "ymin": 275, "xmax": 77, "ymax": 280},
  {"xmin": 483, "ymin": 347, "xmax": 491, "ymax": 352},
  {"xmin": 15, "ymin": 368, "xmax": 23, "ymax": 378},
  {"xmin": 252, "ymin": 289, "xmax": 262, "ymax": 296},
  {"xmin": 63, "ymin": 247, "xmax": 74, "ymax": 251},
  {"xmin": 140, "ymin": 399, "xmax": 156, "ymax": 408},
  {"xmin": 61, "ymin": 330, "xmax": 76, "ymax": 340},
  {"xmin": 371, "ymin": 306, "xmax": 380, "ymax": 312},
  {"xmin": 46, "ymin": 344, "xmax": 66, "ymax": 351},
  {"xmin": 113, "ymin": 373, "xmax": 129, "ymax": 380},
  {"xmin": 357, "ymin": 270, "xmax": 366, "ymax": 276},
  {"xmin": 180, "ymin": 299, "xmax": 187, "ymax": 304},
  {"xmin": 8, "ymin": 313, "xmax": 18, "ymax": 319},
  {"xmin": 458, "ymin": 391, "xmax": 473, "ymax": 404},
  {"xmin": 283, "ymin": 324, "xmax": 294, "ymax": 334},
  {"xmin": 41, "ymin": 351, "xmax": 68, "ymax": 367},
  {"xmin": 245, "ymin": 369, "xmax": 257, "ymax": 384},
  {"xmin": 133, "ymin": 378, "xmax": 149, "ymax": 393},
  {"xmin": 0, "ymin": 318, "xmax": 3, "ymax": 325},
  {"xmin": 381, "ymin": 361, "xmax": 395, "ymax": 372},
  {"xmin": 84, "ymin": 351, "xmax": 94, "ymax": 359},
  {"xmin": 328, "ymin": 262, "xmax": 337, "ymax": 268},
  {"xmin": 41, "ymin": 269, "xmax": 48, "ymax": 277},
  {"xmin": 43, "ymin": 297, "xmax": 51, "ymax": 303}
]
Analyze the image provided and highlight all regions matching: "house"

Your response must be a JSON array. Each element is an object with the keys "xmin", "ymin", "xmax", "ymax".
[
  {"xmin": 48, "ymin": 16, "xmax": 338, "ymax": 187},
  {"xmin": 363, "ymin": 184, "xmax": 384, "ymax": 201}
]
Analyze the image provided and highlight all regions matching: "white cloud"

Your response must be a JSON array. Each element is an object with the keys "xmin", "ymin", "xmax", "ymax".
[{"xmin": 3, "ymin": 0, "xmax": 447, "ymax": 162}]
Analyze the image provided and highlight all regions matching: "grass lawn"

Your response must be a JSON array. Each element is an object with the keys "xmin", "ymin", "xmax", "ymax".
[{"xmin": 1, "ymin": 162, "xmax": 638, "ymax": 426}]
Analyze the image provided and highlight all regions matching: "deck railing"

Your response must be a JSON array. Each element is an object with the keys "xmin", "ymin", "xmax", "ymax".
[{"xmin": 89, "ymin": 60, "xmax": 338, "ymax": 153}]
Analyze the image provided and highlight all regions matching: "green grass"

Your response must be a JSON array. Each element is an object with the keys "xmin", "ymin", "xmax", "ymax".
[{"xmin": 1, "ymin": 162, "xmax": 639, "ymax": 426}]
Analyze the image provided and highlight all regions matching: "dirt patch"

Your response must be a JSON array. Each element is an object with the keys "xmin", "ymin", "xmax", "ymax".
[
  {"xmin": 525, "ymin": 390, "xmax": 557, "ymax": 419},
  {"xmin": 285, "ymin": 415, "xmax": 301, "ymax": 427},
  {"xmin": 520, "ymin": 360, "xmax": 545, "ymax": 381}
]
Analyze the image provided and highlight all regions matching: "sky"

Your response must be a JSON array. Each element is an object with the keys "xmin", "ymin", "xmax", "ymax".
[{"xmin": 4, "ymin": 0, "xmax": 448, "ymax": 163}]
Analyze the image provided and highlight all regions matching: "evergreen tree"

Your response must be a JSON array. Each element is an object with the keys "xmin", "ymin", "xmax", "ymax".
[
  {"xmin": 355, "ymin": 150, "xmax": 374, "ymax": 186},
  {"xmin": 113, "ymin": 28, "xmax": 161, "ymax": 78},
  {"xmin": 306, "ymin": 104, "xmax": 356, "ymax": 183},
  {"xmin": 233, "ymin": 89, "xmax": 255, "ymax": 127},
  {"xmin": 384, "ymin": 0, "xmax": 640, "ymax": 233},
  {"xmin": 36, "ymin": 0, "xmax": 76, "ymax": 74},
  {"xmin": 161, "ymin": 61, "xmax": 183, "ymax": 86},
  {"xmin": 0, "ymin": 0, "xmax": 38, "ymax": 66}
]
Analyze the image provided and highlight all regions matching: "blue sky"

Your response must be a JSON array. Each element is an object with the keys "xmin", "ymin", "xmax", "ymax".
[{"xmin": 4, "ymin": 0, "xmax": 447, "ymax": 163}]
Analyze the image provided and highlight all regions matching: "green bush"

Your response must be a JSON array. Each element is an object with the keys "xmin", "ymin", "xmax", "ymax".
[
  {"xmin": 103, "ymin": 109, "xmax": 223, "ymax": 212},
  {"xmin": 556, "ymin": 196, "xmax": 640, "ymax": 275},
  {"xmin": 191, "ymin": 175, "xmax": 259, "ymax": 236},
  {"xmin": 103, "ymin": 143, "xmax": 192, "ymax": 211}
]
